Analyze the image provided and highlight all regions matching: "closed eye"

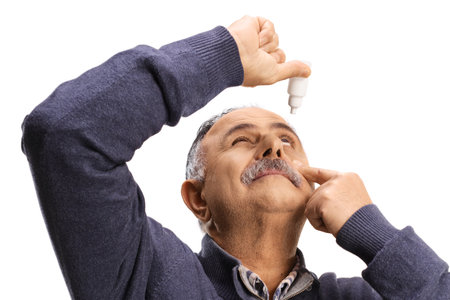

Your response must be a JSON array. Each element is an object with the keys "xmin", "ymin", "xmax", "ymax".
[{"xmin": 232, "ymin": 136, "xmax": 252, "ymax": 146}]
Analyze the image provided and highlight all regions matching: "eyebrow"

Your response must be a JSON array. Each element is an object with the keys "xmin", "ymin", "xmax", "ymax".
[
  {"xmin": 223, "ymin": 123, "xmax": 257, "ymax": 140},
  {"xmin": 223, "ymin": 122, "xmax": 299, "ymax": 141},
  {"xmin": 270, "ymin": 122, "xmax": 299, "ymax": 141}
]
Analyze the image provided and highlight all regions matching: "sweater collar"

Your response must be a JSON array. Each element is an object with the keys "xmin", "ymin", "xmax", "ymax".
[
  {"xmin": 197, "ymin": 234, "xmax": 244, "ymax": 299},
  {"xmin": 197, "ymin": 234, "xmax": 316, "ymax": 299}
]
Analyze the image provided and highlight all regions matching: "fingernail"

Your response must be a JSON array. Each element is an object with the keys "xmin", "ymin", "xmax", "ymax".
[{"xmin": 302, "ymin": 67, "xmax": 311, "ymax": 77}]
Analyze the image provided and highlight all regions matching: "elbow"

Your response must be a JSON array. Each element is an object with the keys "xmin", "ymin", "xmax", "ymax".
[{"xmin": 21, "ymin": 108, "xmax": 58, "ymax": 160}]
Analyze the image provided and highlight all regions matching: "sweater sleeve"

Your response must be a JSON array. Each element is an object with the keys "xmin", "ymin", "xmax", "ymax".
[
  {"xmin": 21, "ymin": 26, "xmax": 243, "ymax": 299},
  {"xmin": 336, "ymin": 204, "xmax": 450, "ymax": 299}
]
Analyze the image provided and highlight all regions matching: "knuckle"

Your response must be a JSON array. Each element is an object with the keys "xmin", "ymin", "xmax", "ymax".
[
  {"xmin": 316, "ymin": 168, "xmax": 325, "ymax": 178},
  {"xmin": 315, "ymin": 169, "xmax": 321, "ymax": 177},
  {"xmin": 278, "ymin": 50, "xmax": 286, "ymax": 63},
  {"xmin": 274, "ymin": 33, "xmax": 279, "ymax": 44},
  {"xmin": 319, "ymin": 204, "xmax": 328, "ymax": 216},
  {"xmin": 345, "ymin": 172, "xmax": 360, "ymax": 181},
  {"xmin": 321, "ymin": 189, "xmax": 333, "ymax": 201},
  {"xmin": 272, "ymin": 52, "xmax": 281, "ymax": 63},
  {"xmin": 277, "ymin": 52, "xmax": 284, "ymax": 62}
]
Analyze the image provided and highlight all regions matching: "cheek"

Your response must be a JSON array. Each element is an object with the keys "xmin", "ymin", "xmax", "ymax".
[
  {"xmin": 202, "ymin": 154, "xmax": 251, "ymax": 225},
  {"xmin": 284, "ymin": 146, "xmax": 309, "ymax": 164},
  {"xmin": 203, "ymin": 152, "xmax": 246, "ymax": 197},
  {"xmin": 210, "ymin": 150, "xmax": 253, "ymax": 181}
]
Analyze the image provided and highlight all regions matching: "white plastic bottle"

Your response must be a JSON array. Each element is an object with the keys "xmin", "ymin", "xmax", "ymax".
[{"xmin": 287, "ymin": 62, "xmax": 311, "ymax": 114}]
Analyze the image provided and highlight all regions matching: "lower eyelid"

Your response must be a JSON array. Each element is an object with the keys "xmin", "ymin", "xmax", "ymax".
[{"xmin": 232, "ymin": 137, "xmax": 252, "ymax": 146}]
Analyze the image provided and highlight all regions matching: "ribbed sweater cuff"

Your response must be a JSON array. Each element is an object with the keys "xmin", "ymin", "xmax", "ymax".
[
  {"xmin": 336, "ymin": 204, "xmax": 400, "ymax": 265},
  {"xmin": 186, "ymin": 26, "xmax": 244, "ymax": 91}
]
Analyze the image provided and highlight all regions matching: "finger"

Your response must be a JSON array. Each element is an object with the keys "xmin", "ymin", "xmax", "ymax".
[
  {"xmin": 273, "ymin": 60, "xmax": 311, "ymax": 82},
  {"xmin": 257, "ymin": 17, "xmax": 275, "ymax": 45},
  {"xmin": 308, "ymin": 217, "xmax": 329, "ymax": 233},
  {"xmin": 305, "ymin": 191, "xmax": 332, "ymax": 233},
  {"xmin": 305, "ymin": 197, "xmax": 329, "ymax": 233},
  {"xmin": 270, "ymin": 48, "xmax": 286, "ymax": 64},
  {"xmin": 295, "ymin": 163, "xmax": 339, "ymax": 185},
  {"xmin": 261, "ymin": 33, "xmax": 279, "ymax": 52}
]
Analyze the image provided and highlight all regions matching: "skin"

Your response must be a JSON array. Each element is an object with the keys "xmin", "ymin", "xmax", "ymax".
[
  {"xmin": 182, "ymin": 107, "xmax": 313, "ymax": 294},
  {"xmin": 226, "ymin": 15, "xmax": 311, "ymax": 87},
  {"xmin": 181, "ymin": 16, "xmax": 372, "ymax": 298},
  {"xmin": 181, "ymin": 107, "xmax": 372, "ymax": 295}
]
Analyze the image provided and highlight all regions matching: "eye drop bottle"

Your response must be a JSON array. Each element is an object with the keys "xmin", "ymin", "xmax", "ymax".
[{"xmin": 287, "ymin": 61, "xmax": 311, "ymax": 114}]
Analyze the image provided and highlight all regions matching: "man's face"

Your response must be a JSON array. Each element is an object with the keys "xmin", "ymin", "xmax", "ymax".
[{"xmin": 200, "ymin": 107, "xmax": 312, "ymax": 231}]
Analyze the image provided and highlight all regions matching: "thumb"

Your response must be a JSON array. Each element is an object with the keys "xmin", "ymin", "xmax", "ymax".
[
  {"xmin": 275, "ymin": 60, "xmax": 311, "ymax": 82},
  {"xmin": 294, "ymin": 162, "xmax": 339, "ymax": 185}
]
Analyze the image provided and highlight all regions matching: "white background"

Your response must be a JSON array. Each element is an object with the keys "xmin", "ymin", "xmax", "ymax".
[{"xmin": 1, "ymin": 0, "xmax": 449, "ymax": 299}]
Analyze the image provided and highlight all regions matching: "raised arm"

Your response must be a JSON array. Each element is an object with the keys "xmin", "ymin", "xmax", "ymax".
[{"xmin": 21, "ymin": 26, "xmax": 243, "ymax": 299}]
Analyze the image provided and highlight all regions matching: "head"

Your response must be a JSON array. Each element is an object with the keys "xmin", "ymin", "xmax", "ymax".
[{"xmin": 181, "ymin": 107, "xmax": 313, "ymax": 237}]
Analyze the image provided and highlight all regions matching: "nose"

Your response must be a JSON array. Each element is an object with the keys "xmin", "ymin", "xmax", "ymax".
[
  {"xmin": 262, "ymin": 148, "xmax": 281, "ymax": 158},
  {"xmin": 257, "ymin": 136, "xmax": 285, "ymax": 160}
]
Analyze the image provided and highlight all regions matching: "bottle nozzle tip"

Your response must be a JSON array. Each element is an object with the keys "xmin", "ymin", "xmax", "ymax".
[{"xmin": 290, "ymin": 107, "xmax": 298, "ymax": 114}]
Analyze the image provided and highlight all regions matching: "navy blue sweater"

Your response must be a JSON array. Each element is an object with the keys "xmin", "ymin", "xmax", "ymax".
[{"xmin": 22, "ymin": 26, "xmax": 449, "ymax": 299}]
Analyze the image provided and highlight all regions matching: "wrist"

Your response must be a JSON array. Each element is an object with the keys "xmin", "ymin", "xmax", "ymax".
[
  {"xmin": 186, "ymin": 26, "xmax": 244, "ymax": 90},
  {"xmin": 336, "ymin": 204, "xmax": 400, "ymax": 264}
]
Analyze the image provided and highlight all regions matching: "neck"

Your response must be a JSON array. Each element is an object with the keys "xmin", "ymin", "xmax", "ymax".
[{"xmin": 209, "ymin": 212, "xmax": 305, "ymax": 296}]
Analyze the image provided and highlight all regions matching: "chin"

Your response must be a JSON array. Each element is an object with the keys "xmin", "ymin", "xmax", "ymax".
[{"xmin": 249, "ymin": 183, "xmax": 308, "ymax": 213}]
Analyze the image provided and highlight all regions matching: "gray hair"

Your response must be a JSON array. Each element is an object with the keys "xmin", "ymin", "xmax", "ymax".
[
  {"xmin": 185, "ymin": 108, "xmax": 238, "ymax": 233},
  {"xmin": 185, "ymin": 108, "xmax": 238, "ymax": 181}
]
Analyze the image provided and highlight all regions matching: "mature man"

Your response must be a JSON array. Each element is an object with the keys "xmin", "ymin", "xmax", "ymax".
[{"xmin": 22, "ymin": 16, "xmax": 448, "ymax": 299}]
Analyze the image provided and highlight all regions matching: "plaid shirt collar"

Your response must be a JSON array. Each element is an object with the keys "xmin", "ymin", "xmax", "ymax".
[{"xmin": 237, "ymin": 251, "xmax": 312, "ymax": 300}]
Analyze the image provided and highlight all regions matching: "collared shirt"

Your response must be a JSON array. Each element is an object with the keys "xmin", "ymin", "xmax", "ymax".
[{"xmin": 238, "ymin": 254, "xmax": 303, "ymax": 300}]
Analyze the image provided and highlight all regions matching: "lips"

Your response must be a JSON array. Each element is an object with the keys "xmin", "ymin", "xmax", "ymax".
[{"xmin": 253, "ymin": 169, "xmax": 290, "ymax": 181}]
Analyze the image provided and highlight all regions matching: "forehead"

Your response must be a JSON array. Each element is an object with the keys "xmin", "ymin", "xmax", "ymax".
[{"xmin": 206, "ymin": 107, "xmax": 292, "ymax": 138}]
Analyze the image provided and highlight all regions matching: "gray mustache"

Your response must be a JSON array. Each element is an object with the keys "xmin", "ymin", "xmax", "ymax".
[{"xmin": 241, "ymin": 158, "xmax": 301, "ymax": 187}]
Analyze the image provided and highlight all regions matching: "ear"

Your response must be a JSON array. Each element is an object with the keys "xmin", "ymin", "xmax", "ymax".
[{"xmin": 181, "ymin": 179, "xmax": 211, "ymax": 223}]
